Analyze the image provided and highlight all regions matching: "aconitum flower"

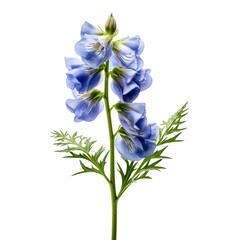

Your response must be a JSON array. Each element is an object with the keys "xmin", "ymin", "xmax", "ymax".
[
  {"xmin": 111, "ymin": 79, "xmax": 140, "ymax": 103},
  {"xmin": 111, "ymin": 67, "xmax": 140, "ymax": 102},
  {"xmin": 110, "ymin": 36, "xmax": 144, "ymax": 71},
  {"xmin": 75, "ymin": 34, "xmax": 113, "ymax": 69},
  {"xmin": 65, "ymin": 57, "xmax": 104, "ymax": 94},
  {"xmin": 66, "ymin": 89, "xmax": 104, "ymax": 122},
  {"xmin": 110, "ymin": 67, "xmax": 152, "ymax": 102},
  {"xmin": 115, "ymin": 128, "xmax": 156, "ymax": 161},
  {"xmin": 114, "ymin": 102, "xmax": 147, "ymax": 134}
]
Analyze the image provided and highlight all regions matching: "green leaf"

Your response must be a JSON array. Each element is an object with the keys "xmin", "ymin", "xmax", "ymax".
[
  {"xmin": 62, "ymin": 152, "xmax": 89, "ymax": 160},
  {"xmin": 157, "ymin": 102, "xmax": 188, "ymax": 145},
  {"xmin": 117, "ymin": 158, "xmax": 138, "ymax": 195},
  {"xmin": 160, "ymin": 132, "xmax": 183, "ymax": 145},
  {"xmin": 51, "ymin": 131, "xmax": 110, "ymax": 181},
  {"xmin": 72, "ymin": 171, "xmax": 86, "ymax": 176},
  {"xmin": 99, "ymin": 150, "xmax": 109, "ymax": 171},
  {"xmin": 92, "ymin": 146, "xmax": 105, "ymax": 162},
  {"xmin": 79, "ymin": 161, "xmax": 101, "ymax": 175}
]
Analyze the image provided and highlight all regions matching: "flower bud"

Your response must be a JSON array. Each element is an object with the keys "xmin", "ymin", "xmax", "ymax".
[{"xmin": 105, "ymin": 13, "xmax": 117, "ymax": 36}]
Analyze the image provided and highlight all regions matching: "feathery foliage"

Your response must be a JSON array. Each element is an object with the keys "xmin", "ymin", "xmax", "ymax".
[{"xmin": 51, "ymin": 131, "xmax": 109, "ymax": 182}]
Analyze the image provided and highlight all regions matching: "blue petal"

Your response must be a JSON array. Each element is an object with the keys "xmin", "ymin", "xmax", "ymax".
[
  {"xmin": 123, "ymin": 68, "xmax": 137, "ymax": 83},
  {"xmin": 134, "ymin": 116, "xmax": 147, "ymax": 132},
  {"xmin": 72, "ymin": 89, "xmax": 79, "ymax": 99},
  {"xmin": 122, "ymin": 35, "xmax": 144, "ymax": 56},
  {"xmin": 66, "ymin": 98, "xmax": 104, "ymax": 122},
  {"xmin": 65, "ymin": 57, "xmax": 83, "ymax": 70},
  {"xmin": 83, "ymin": 100, "xmax": 104, "ymax": 122},
  {"xmin": 111, "ymin": 78, "xmax": 140, "ymax": 103},
  {"xmin": 81, "ymin": 21, "xmax": 101, "ymax": 37},
  {"xmin": 133, "ymin": 69, "xmax": 152, "ymax": 91},
  {"xmin": 65, "ymin": 99, "xmax": 82, "ymax": 113},
  {"xmin": 87, "ymin": 71, "xmax": 103, "ymax": 92},
  {"xmin": 119, "ymin": 103, "xmax": 147, "ymax": 134},
  {"xmin": 142, "ymin": 123, "xmax": 159, "ymax": 141},
  {"xmin": 111, "ymin": 81, "xmax": 123, "ymax": 101},
  {"xmin": 129, "ymin": 102, "xmax": 146, "ymax": 115},
  {"xmin": 137, "ymin": 39, "xmax": 145, "ymax": 56},
  {"xmin": 135, "ymin": 137, "xmax": 156, "ymax": 158},
  {"xmin": 111, "ymin": 45, "xmax": 136, "ymax": 69},
  {"xmin": 66, "ymin": 67, "xmax": 90, "ymax": 93},
  {"xmin": 136, "ymin": 57, "xmax": 144, "ymax": 71},
  {"xmin": 75, "ymin": 35, "xmax": 98, "ymax": 59},
  {"xmin": 122, "ymin": 82, "xmax": 140, "ymax": 103},
  {"xmin": 66, "ymin": 65, "xmax": 103, "ymax": 94},
  {"xmin": 128, "ymin": 56, "xmax": 144, "ymax": 71}
]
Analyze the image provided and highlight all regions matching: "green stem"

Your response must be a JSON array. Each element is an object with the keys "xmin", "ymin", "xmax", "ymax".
[{"xmin": 104, "ymin": 61, "xmax": 118, "ymax": 240}]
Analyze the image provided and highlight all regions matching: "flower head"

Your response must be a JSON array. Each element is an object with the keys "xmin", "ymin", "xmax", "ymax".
[
  {"xmin": 65, "ymin": 57, "xmax": 104, "ymax": 94},
  {"xmin": 114, "ymin": 102, "xmax": 147, "ymax": 134},
  {"xmin": 75, "ymin": 34, "xmax": 113, "ymax": 69},
  {"xmin": 66, "ymin": 89, "xmax": 104, "ymax": 122},
  {"xmin": 110, "ymin": 36, "xmax": 144, "ymax": 71},
  {"xmin": 111, "ymin": 67, "xmax": 140, "ymax": 102},
  {"xmin": 110, "ymin": 67, "xmax": 152, "ymax": 102},
  {"xmin": 115, "ymin": 127, "xmax": 156, "ymax": 161}
]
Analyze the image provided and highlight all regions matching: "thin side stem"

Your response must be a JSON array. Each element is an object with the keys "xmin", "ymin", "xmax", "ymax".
[{"xmin": 104, "ymin": 61, "xmax": 118, "ymax": 240}]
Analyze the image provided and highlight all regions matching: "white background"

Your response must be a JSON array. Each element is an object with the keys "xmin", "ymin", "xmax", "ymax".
[{"xmin": 0, "ymin": 0, "xmax": 240, "ymax": 239}]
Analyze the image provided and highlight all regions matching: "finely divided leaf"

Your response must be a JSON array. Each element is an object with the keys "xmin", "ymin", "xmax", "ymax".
[{"xmin": 51, "ymin": 131, "xmax": 109, "ymax": 181}]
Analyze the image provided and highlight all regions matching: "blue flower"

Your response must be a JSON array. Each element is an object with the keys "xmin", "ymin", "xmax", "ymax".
[
  {"xmin": 66, "ymin": 89, "xmax": 104, "ymax": 122},
  {"xmin": 80, "ymin": 21, "xmax": 102, "ymax": 37},
  {"xmin": 114, "ymin": 102, "xmax": 147, "ymax": 134},
  {"xmin": 65, "ymin": 57, "xmax": 104, "ymax": 94},
  {"xmin": 111, "ymin": 80, "xmax": 140, "ymax": 103},
  {"xmin": 75, "ymin": 34, "xmax": 113, "ymax": 69},
  {"xmin": 110, "ymin": 67, "xmax": 152, "ymax": 102},
  {"xmin": 115, "ymin": 130, "xmax": 156, "ymax": 161},
  {"xmin": 111, "ymin": 67, "xmax": 140, "ymax": 102},
  {"xmin": 110, "ymin": 35, "xmax": 144, "ymax": 71}
]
